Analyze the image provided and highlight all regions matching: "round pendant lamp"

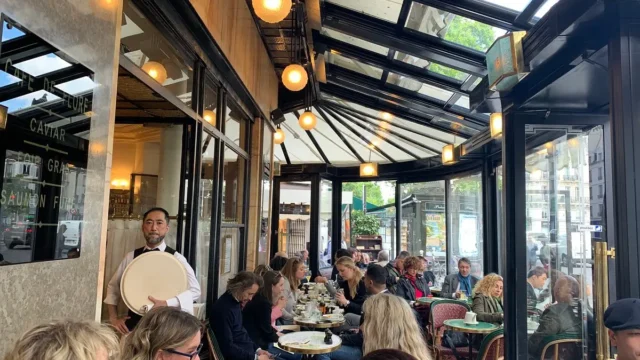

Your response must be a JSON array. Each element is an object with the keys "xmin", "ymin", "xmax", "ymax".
[
  {"xmin": 282, "ymin": 64, "xmax": 308, "ymax": 92},
  {"xmin": 298, "ymin": 111, "xmax": 317, "ymax": 131},
  {"xmin": 203, "ymin": 110, "xmax": 216, "ymax": 126},
  {"xmin": 274, "ymin": 128, "xmax": 285, "ymax": 144},
  {"xmin": 141, "ymin": 61, "xmax": 168, "ymax": 84},
  {"xmin": 252, "ymin": 0, "xmax": 292, "ymax": 23}
]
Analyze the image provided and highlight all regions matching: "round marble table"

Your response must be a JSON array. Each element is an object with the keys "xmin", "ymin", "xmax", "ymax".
[
  {"xmin": 278, "ymin": 331, "xmax": 342, "ymax": 359},
  {"xmin": 293, "ymin": 314, "xmax": 345, "ymax": 329},
  {"xmin": 444, "ymin": 319, "xmax": 500, "ymax": 360}
]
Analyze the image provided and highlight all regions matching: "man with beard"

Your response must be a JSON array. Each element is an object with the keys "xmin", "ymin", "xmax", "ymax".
[{"xmin": 104, "ymin": 207, "xmax": 200, "ymax": 334}]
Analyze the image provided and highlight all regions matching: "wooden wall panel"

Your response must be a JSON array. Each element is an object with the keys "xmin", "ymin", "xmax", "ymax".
[{"xmin": 190, "ymin": 0, "xmax": 279, "ymax": 116}]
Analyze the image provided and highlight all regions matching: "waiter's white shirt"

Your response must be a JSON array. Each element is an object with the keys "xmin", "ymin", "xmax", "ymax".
[{"xmin": 104, "ymin": 241, "xmax": 201, "ymax": 314}]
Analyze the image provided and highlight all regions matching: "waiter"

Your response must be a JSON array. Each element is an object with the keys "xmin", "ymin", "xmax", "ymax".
[{"xmin": 104, "ymin": 207, "xmax": 200, "ymax": 334}]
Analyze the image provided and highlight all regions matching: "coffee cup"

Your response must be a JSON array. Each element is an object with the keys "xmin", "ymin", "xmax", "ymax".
[{"xmin": 464, "ymin": 311, "xmax": 477, "ymax": 324}]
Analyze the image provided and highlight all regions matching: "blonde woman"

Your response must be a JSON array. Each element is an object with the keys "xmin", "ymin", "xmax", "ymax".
[
  {"xmin": 330, "ymin": 256, "xmax": 367, "ymax": 315},
  {"xmin": 362, "ymin": 294, "xmax": 431, "ymax": 360},
  {"xmin": 471, "ymin": 273, "xmax": 504, "ymax": 325},
  {"xmin": 4, "ymin": 320, "xmax": 119, "ymax": 360},
  {"xmin": 280, "ymin": 257, "xmax": 306, "ymax": 321},
  {"xmin": 121, "ymin": 307, "xmax": 203, "ymax": 360}
]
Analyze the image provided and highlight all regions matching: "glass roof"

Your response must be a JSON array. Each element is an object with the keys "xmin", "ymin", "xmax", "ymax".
[
  {"xmin": 405, "ymin": 2, "xmax": 507, "ymax": 53},
  {"xmin": 477, "ymin": 0, "xmax": 532, "ymax": 12},
  {"xmin": 387, "ymin": 73, "xmax": 454, "ymax": 102},
  {"xmin": 320, "ymin": 28, "xmax": 390, "ymax": 55},
  {"xmin": 326, "ymin": 52, "xmax": 384, "ymax": 79},
  {"xmin": 394, "ymin": 52, "xmax": 468, "ymax": 82},
  {"xmin": 533, "ymin": 0, "xmax": 560, "ymax": 23},
  {"xmin": 326, "ymin": 0, "xmax": 403, "ymax": 23}
]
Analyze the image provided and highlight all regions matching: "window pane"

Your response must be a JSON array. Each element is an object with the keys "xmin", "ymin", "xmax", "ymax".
[
  {"xmin": 222, "ymin": 146, "xmax": 246, "ymax": 223},
  {"xmin": 394, "ymin": 52, "xmax": 469, "ymax": 81},
  {"xmin": 225, "ymin": 101, "xmax": 248, "ymax": 150},
  {"xmin": 531, "ymin": 0, "xmax": 560, "ymax": 23},
  {"xmin": 217, "ymin": 227, "xmax": 241, "ymax": 297},
  {"xmin": 448, "ymin": 174, "xmax": 484, "ymax": 278},
  {"xmin": 400, "ymin": 181, "xmax": 447, "ymax": 287},
  {"xmin": 121, "ymin": 0, "xmax": 194, "ymax": 106},
  {"xmin": 477, "ymin": 0, "xmax": 532, "ymax": 12},
  {"xmin": 406, "ymin": 2, "xmax": 507, "ymax": 52},
  {"xmin": 327, "ymin": 52, "xmax": 384, "ymax": 79},
  {"xmin": 387, "ymin": 72, "xmax": 454, "ymax": 102},
  {"xmin": 196, "ymin": 130, "xmax": 216, "ymax": 304},
  {"xmin": 327, "ymin": 0, "xmax": 403, "ymax": 23},
  {"xmin": 203, "ymin": 82, "xmax": 218, "ymax": 127},
  {"xmin": 259, "ymin": 125, "xmax": 273, "ymax": 266},
  {"xmin": 319, "ymin": 180, "xmax": 333, "ymax": 276},
  {"xmin": 321, "ymin": 28, "xmax": 389, "ymax": 55},
  {"xmin": 278, "ymin": 182, "xmax": 311, "ymax": 257}
]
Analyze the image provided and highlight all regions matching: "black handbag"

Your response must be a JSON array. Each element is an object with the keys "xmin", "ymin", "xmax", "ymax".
[{"xmin": 442, "ymin": 330, "xmax": 469, "ymax": 360}]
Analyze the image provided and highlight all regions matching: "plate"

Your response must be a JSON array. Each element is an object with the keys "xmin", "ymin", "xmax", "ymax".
[
  {"xmin": 121, "ymin": 252, "xmax": 188, "ymax": 315},
  {"xmin": 323, "ymin": 314, "xmax": 344, "ymax": 321}
]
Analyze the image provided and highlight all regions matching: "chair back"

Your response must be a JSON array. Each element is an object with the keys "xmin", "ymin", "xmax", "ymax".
[
  {"xmin": 477, "ymin": 328, "xmax": 504, "ymax": 360},
  {"xmin": 429, "ymin": 299, "xmax": 471, "ymax": 348},
  {"xmin": 539, "ymin": 334, "xmax": 582, "ymax": 360},
  {"xmin": 206, "ymin": 324, "xmax": 225, "ymax": 360}
]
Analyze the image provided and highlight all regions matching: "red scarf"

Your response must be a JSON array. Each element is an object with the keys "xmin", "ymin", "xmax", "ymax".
[{"xmin": 406, "ymin": 274, "xmax": 424, "ymax": 298}]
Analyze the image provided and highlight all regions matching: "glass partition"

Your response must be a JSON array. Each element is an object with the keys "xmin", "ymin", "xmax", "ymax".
[
  {"xmin": 196, "ymin": 130, "xmax": 216, "ymax": 304},
  {"xmin": 448, "ymin": 173, "xmax": 484, "ymax": 278},
  {"xmin": 277, "ymin": 181, "xmax": 311, "ymax": 257},
  {"xmin": 319, "ymin": 180, "xmax": 333, "ymax": 275}
]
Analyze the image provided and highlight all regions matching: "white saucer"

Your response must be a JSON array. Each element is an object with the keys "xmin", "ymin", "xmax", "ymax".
[{"xmin": 464, "ymin": 321, "xmax": 479, "ymax": 325}]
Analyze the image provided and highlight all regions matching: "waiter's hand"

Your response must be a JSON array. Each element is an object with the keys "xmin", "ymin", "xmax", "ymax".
[
  {"xmin": 109, "ymin": 315, "xmax": 130, "ymax": 335},
  {"xmin": 148, "ymin": 296, "xmax": 168, "ymax": 308}
]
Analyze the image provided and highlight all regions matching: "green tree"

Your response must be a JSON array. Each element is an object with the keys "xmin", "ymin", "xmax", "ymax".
[
  {"xmin": 351, "ymin": 210, "xmax": 380, "ymax": 241},
  {"xmin": 342, "ymin": 182, "xmax": 384, "ymax": 207}
]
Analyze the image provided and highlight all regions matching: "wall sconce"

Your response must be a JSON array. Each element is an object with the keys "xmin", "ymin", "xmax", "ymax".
[
  {"xmin": 490, "ymin": 113, "xmax": 503, "ymax": 138},
  {"xmin": 0, "ymin": 105, "xmax": 7, "ymax": 130},
  {"xmin": 111, "ymin": 179, "xmax": 129, "ymax": 188},
  {"xmin": 486, "ymin": 31, "xmax": 528, "ymax": 92},
  {"xmin": 360, "ymin": 162, "xmax": 378, "ymax": 177},
  {"xmin": 442, "ymin": 144, "xmax": 458, "ymax": 165}
]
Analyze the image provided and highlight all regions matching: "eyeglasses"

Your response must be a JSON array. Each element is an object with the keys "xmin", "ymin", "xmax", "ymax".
[{"xmin": 164, "ymin": 343, "xmax": 203, "ymax": 359}]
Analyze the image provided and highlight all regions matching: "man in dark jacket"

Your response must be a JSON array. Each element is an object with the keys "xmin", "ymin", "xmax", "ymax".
[
  {"xmin": 211, "ymin": 271, "xmax": 272, "ymax": 360},
  {"xmin": 527, "ymin": 267, "xmax": 547, "ymax": 312},
  {"xmin": 441, "ymin": 257, "xmax": 479, "ymax": 299},
  {"xmin": 385, "ymin": 251, "xmax": 410, "ymax": 292}
]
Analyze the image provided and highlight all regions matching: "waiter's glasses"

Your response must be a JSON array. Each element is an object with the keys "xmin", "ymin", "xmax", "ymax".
[{"xmin": 164, "ymin": 343, "xmax": 203, "ymax": 359}]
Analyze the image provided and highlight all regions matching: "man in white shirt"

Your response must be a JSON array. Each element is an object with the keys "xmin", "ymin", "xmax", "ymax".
[{"xmin": 104, "ymin": 207, "xmax": 201, "ymax": 334}]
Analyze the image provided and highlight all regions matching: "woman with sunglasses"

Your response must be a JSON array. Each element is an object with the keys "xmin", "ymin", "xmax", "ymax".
[
  {"xmin": 244, "ymin": 271, "xmax": 302, "ymax": 360},
  {"xmin": 121, "ymin": 307, "xmax": 203, "ymax": 360}
]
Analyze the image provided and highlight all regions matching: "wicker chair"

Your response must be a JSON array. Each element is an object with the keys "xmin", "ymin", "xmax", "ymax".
[
  {"xmin": 476, "ymin": 329, "xmax": 504, "ymax": 360},
  {"xmin": 429, "ymin": 299, "xmax": 475, "ymax": 360},
  {"xmin": 538, "ymin": 334, "xmax": 582, "ymax": 360},
  {"xmin": 205, "ymin": 325, "xmax": 225, "ymax": 360}
]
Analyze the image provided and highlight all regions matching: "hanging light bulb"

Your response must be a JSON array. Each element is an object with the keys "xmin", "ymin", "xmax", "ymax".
[
  {"xmin": 203, "ymin": 110, "xmax": 216, "ymax": 126},
  {"xmin": 141, "ymin": 61, "xmax": 167, "ymax": 84},
  {"xmin": 298, "ymin": 111, "xmax": 317, "ymax": 131},
  {"xmin": 282, "ymin": 64, "xmax": 308, "ymax": 91},
  {"xmin": 379, "ymin": 112, "xmax": 393, "ymax": 121},
  {"xmin": 274, "ymin": 128, "xmax": 285, "ymax": 144},
  {"xmin": 252, "ymin": 0, "xmax": 292, "ymax": 23},
  {"xmin": 490, "ymin": 113, "xmax": 503, "ymax": 138}
]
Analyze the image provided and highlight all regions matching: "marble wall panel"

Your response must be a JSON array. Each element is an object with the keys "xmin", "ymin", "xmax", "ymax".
[{"xmin": 0, "ymin": 0, "xmax": 121, "ymax": 355}]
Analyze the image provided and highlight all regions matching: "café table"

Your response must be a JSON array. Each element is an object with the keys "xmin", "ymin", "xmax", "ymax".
[
  {"xmin": 278, "ymin": 331, "xmax": 342, "ymax": 360},
  {"xmin": 443, "ymin": 319, "xmax": 499, "ymax": 360},
  {"xmin": 293, "ymin": 314, "xmax": 345, "ymax": 329}
]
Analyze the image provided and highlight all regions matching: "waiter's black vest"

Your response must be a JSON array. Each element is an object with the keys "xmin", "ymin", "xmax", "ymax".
[{"xmin": 125, "ymin": 245, "xmax": 177, "ymax": 331}]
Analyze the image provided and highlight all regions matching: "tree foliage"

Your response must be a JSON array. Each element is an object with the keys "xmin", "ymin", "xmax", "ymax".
[
  {"xmin": 351, "ymin": 210, "xmax": 380, "ymax": 240},
  {"xmin": 342, "ymin": 182, "xmax": 384, "ymax": 207}
]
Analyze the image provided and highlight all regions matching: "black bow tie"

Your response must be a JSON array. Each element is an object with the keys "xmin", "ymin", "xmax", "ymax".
[{"xmin": 143, "ymin": 248, "xmax": 161, "ymax": 253}]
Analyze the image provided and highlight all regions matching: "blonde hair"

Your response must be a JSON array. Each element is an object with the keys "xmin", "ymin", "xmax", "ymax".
[
  {"xmin": 362, "ymin": 294, "xmax": 431, "ymax": 360},
  {"xmin": 282, "ymin": 257, "xmax": 303, "ymax": 291},
  {"xmin": 335, "ymin": 256, "xmax": 364, "ymax": 298},
  {"xmin": 4, "ymin": 320, "xmax": 119, "ymax": 360},
  {"xmin": 121, "ymin": 307, "xmax": 202, "ymax": 360},
  {"xmin": 472, "ymin": 273, "xmax": 503, "ymax": 298}
]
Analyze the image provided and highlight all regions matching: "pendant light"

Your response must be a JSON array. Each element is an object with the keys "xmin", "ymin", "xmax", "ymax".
[
  {"xmin": 360, "ymin": 163, "xmax": 378, "ymax": 177},
  {"xmin": 141, "ymin": 61, "xmax": 167, "ymax": 84},
  {"xmin": 298, "ymin": 111, "xmax": 317, "ymax": 131},
  {"xmin": 490, "ymin": 113, "xmax": 503, "ymax": 138},
  {"xmin": 203, "ymin": 110, "xmax": 216, "ymax": 126},
  {"xmin": 252, "ymin": 0, "xmax": 292, "ymax": 23},
  {"xmin": 274, "ymin": 127, "xmax": 285, "ymax": 144},
  {"xmin": 282, "ymin": 2, "xmax": 308, "ymax": 92}
]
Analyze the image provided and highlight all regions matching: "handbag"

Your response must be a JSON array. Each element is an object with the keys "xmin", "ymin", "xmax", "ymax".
[{"xmin": 442, "ymin": 330, "xmax": 469, "ymax": 360}]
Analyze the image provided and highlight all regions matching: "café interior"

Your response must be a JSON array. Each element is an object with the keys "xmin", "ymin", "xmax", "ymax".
[{"xmin": 1, "ymin": 0, "xmax": 640, "ymax": 359}]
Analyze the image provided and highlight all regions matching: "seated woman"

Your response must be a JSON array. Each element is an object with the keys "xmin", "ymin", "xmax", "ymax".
[
  {"xmin": 330, "ymin": 257, "xmax": 367, "ymax": 316},
  {"xmin": 280, "ymin": 257, "xmax": 306, "ymax": 322},
  {"xmin": 121, "ymin": 307, "xmax": 203, "ymax": 360},
  {"xmin": 528, "ymin": 275, "xmax": 594, "ymax": 360},
  {"xmin": 5, "ymin": 319, "xmax": 119, "ymax": 360},
  {"xmin": 243, "ymin": 271, "xmax": 302, "ymax": 360},
  {"xmin": 395, "ymin": 256, "xmax": 431, "ymax": 302},
  {"xmin": 471, "ymin": 273, "xmax": 504, "ymax": 325}
]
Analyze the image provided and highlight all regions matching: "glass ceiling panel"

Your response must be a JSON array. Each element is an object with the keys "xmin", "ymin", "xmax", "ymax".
[
  {"xmin": 327, "ymin": 0, "xmax": 403, "ymax": 23},
  {"xmin": 320, "ymin": 28, "xmax": 389, "ymax": 56},
  {"xmin": 405, "ymin": 2, "xmax": 507, "ymax": 53},
  {"xmin": 531, "ymin": 0, "xmax": 560, "ymax": 23},
  {"xmin": 280, "ymin": 115, "xmax": 325, "ymax": 163},
  {"xmin": 326, "ymin": 52, "xmax": 384, "ymax": 80},
  {"xmin": 431, "ymin": 117, "xmax": 480, "ymax": 136},
  {"xmin": 394, "ymin": 52, "xmax": 469, "ymax": 81},
  {"xmin": 2, "ymin": 21, "xmax": 25, "ymax": 41},
  {"xmin": 387, "ymin": 72, "xmax": 454, "ymax": 102},
  {"xmin": 13, "ymin": 54, "xmax": 72, "ymax": 77},
  {"xmin": 454, "ymin": 95, "xmax": 470, "ymax": 109},
  {"xmin": 476, "ymin": 0, "xmax": 532, "ymax": 12},
  {"xmin": 308, "ymin": 109, "xmax": 363, "ymax": 164}
]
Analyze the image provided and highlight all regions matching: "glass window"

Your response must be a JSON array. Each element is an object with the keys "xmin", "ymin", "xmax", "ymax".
[
  {"xmin": 121, "ymin": 0, "xmax": 194, "ymax": 106},
  {"xmin": 319, "ymin": 180, "xmax": 333, "ymax": 276},
  {"xmin": 196, "ymin": 130, "xmax": 216, "ymax": 303},
  {"xmin": 387, "ymin": 73, "xmax": 454, "ymax": 102},
  {"xmin": 453, "ymin": 95, "xmax": 470, "ymax": 109},
  {"xmin": 217, "ymin": 227, "xmax": 241, "ymax": 297},
  {"xmin": 394, "ymin": 52, "xmax": 469, "ymax": 81},
  {"xmin": 321, "ymin": 28, "xmax": 390, "ymax": 55},
  {"xmin": 405, "ymin": 2, "xmax": 507, "ymax": 52},
  {"xmin": 203, "ymin": 82, "xmax": 218, "ymax": 127},
  {"xmin": 225, "ymin": 101, "xmax": 248, "ymax": 150},
  {"xmin": 278, "ymin": 182, "xmax": 312, "ymax": 257},
  {"xmin": 448, "ymin": 173, "xmax": 484, "ymax": 278},
  {"xmin": 258, "ymin": 125, "xmax": 273, "ymax": 266},
  {"xmin": 531, "ymin": 0, "xmax": 560, "ymax": 23},
  {"xmin": 222, "ymin": 146, "xmax": 246, "ymax": 223},
  {"xmin": 400, "ymin": 181, "xmax": 446, "ymax": 287},
  {"xmin": 431, "ymin": 117, "xmax": 481, "ymax": 136},
  {"xmin": 326, "ymin": 52, "xmax": 384, "ymax": 79},
  {"xmin": 477, "ymin": 0, "xmax": 532, "ymax": 12},
  {"xmin": 327, "ymin": 0, "xmax": 403, "ymax": 23}
]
